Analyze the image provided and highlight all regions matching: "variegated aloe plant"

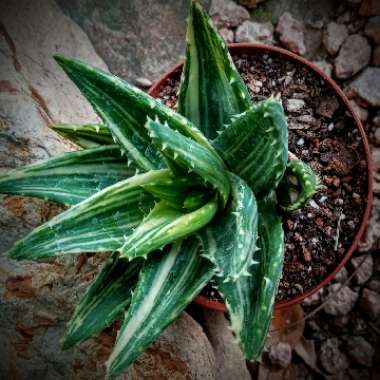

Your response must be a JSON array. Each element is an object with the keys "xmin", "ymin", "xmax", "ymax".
[{"xmin": 0, "ymin": 1, "xmax": 320, "ymax": 377}]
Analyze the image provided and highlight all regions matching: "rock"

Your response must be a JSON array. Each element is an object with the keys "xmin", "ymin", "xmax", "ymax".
[
  {"xmin": 323, "ymin": 22, "xmax": 348, "ymax": 55},
  {"xmin": 374, "ymin": 113, "xmax": 380, "ymax": 126},
  {"xmin": 319, "ymin": 338, "xmax": 350, "ymax": 374},
  {"xmin": 202, "ymin": 310, "xmax": 250, "ymax": 380},
  {"xmin": 323, "ymin": 284, "xmax": 358, "ymax": 316},
  {"xmin": 313, "ymin": 60, "xmax": 333, "ymax": 77},
  {"xmin": 134, "ymin": 77, "xmax": 153, "ymax": 88},
  {"xmin": 235, "ymin": 20, "xmax": 274, "ymax": 45},
  {"xmin": 286, "ymin": 99, "xmax": 305, "ymax": 112},
  {"xmin": 334, "ymin": 266, "xmax": 349, "ymax": 284},
  {"xmin": 360, "ymin": 0, "xmax": 380, "ymax": 16},
  {"xmin": 367, "ymin": 279, "xmax": 380, "ymax": 292},
  {"xmin": 359, "ymin": 288, "xmax": 380, "ymax": 320},
  {"xmin": 364, "ymin": 16, "xmax": 380, "ymax": 44},
  {"xmin": 359, "ymin": 197, "xmax": 380, "ymax": 251},
  {"xmin": 302, "ymin": 288, "xmax": 324, "ymax": 306},
  {"xmin": 346, "ymin": 336, "xmax": 375, "ymax": 367},
  {"xmin": 351, "ymin": 254, "xmax": 373, "ymax": 285},
  {"xmin": 238, "ymin": 0, "xmax": 266, "ymax": 8},
  {"xmin": 349, "ymin": 100, "xmax": 369, "ymax": 122},
  {"xmin": 57, "ymin": 0, "xmax": 210, "ymax": 83},
  {"xmin": 219, "ymin": 27, "xmax": 234, "ymax": 43},
  {"xmin": 375, "ymin": 128, "xmax": 380, "ymax": 145},
  {"xmin": 334, "ymin": 35, "xmax": 371, "ymax": 79},
  {"xmin": 268, "ymin": 342, "xmax": 292, "ymax": 368},
  {"xmin": 316, "ymin": 96, "xmax": 339, "ymax": 118},
  {"xmin": 350, "ymin": 68, "xmax": 380, "ymax": 107},
  {"xmin": 276, "ymin": 12, "xmax": 306, "ymax": 55},
  {"xmin": 373, "ymin": 46, "xmax": 380, "ymax": 66},
  {"xmin": 209, "ymin": 0, "xmax": 250, "ymax": 28}
]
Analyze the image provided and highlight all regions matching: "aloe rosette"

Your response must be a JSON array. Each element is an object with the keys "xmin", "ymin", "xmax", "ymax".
[{"xmin": 0, "ymin": 1, "xmax": 320, "ymax": 377}]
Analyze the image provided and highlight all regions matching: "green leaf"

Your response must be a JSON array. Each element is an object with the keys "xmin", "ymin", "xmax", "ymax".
[
  {"xmin": 7, "ymin": 170, "xmax": 178, "ymax": 260},
  {"xmin": 277, "ymin": 159, "xmax": 320, "ymax": 211},
  {"xmin": 62, "ymin": 254, "xmax": 141, "ymax": 349},
  {"xmin": 106, "ymin": 238, "xmax": 215, "ymax": 376},
  {"xmin": 213, "ymin": 98, "xmax": 288, "ymax": 197},
  {"xmin": 54, "ymin": 55, "xmax": 217, "ymax": 171},
  {"xmin": 146, "ymin": 118, "xmax": 230, "ymax": 207},
  {"xmin": 53, "ymin": 123, "xmax": 113, "ymax": 148},
  {"xmin": 0, "ymin": 145, "xmax": 134, "ymax": 205},
  {"xmin": 119, "ymin": 198, "xmax": 218, "ymax": 259},
  {"xmin": 218, "ymin": 198, "xmax": 284, "ymax": 359},
  {"xmin": 199, "ymin": 173, "xmax": 258, "ymax": 282},
  {"xmin": 178, "ymin": 1, "xmax": 252, "ymax": 139}
]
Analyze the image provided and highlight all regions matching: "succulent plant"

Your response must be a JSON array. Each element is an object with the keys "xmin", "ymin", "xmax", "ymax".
[{"xmin": 0, "ymin": 1, "xmax": 320, "ymax": 377}]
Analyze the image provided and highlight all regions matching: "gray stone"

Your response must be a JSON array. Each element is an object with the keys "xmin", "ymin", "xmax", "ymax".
[
  {"xmin": 58, "ymin": 0, "xmax": 210, "ymax": 82},
  {"xmin": 286, "ymin": 99, "xmax": 305, "ymax": 112},
  {"xmin": 359, "ymin": 196, "xmax": 380, "ymax": 251},
  {"xmin": 253, "ymin": 0, "xmax": 338, "ymax": 26},
  {"xmin": 351, "ymin": 254, "xmax": 373, "ymax": 285},
  {"xmin": 367, "ymin": 279, "xmax": 380, "ymax": 292},
  {"xmin": 276, "ymin": 12, "xmax": 306, "ymax": 55},
  {"xmin": 373, "ymin": 114, "xmax": 380, "ymax": 126},
  {"xmin": 346, "ymin": 336, "xmax": 375, "ymax": 367},
  {"xmin": 268, "ymin": 342, "xmax": 292, "ymax": 368},
  {"xmin": 333, "ymin": 266, "xmax": 349, "ymax": 284},
  {"xmin": 364, "ymin": 16, "xmax": 380, "ymax": 44},
  {"xmin": 323, "ymin": 22, "xmax": 348, "ymax": 55},
  {"xmin": 359, "ymin": 288, "xmax": 380, "ymax": 320},
  {"xmin": 302, "ymin": 288, "xmax": 324, "ymax": 306},
  {"xmin": 313, "ymin": 60, "xmax": 333, "ymax": 77},
  {"xmin": 334, "ymin": 35, "xmax": 371, "ymax": 79},
  {"xmin": 235, "ymin": 20, "xmax": 274, "ymax": 44},
  {"xmin": 375, "ymin": 127, "xmax": 380, "ymax": 145},
  {"xmin": 373, "ymin": 46, "xmax": 380, "ymax": 66},
  {"xmin": 202, "ymin": 310, "xmax": 250, "ymax": 380},
  {"xmin": 350, "ymin": 68, "xmax": 380, "ymax": 107},
  {"xmin": 209, "ymin": 0, "xmax": 250, "ymax": 28},
  {"xmin": 323, "ymin": 284, "xmax": 358, "ymax": 316},
  {"xmin": 219, "ymin": 27, "xmax": 234, "ymax": 43},
  {"xmin": 349, "ymin": 100, "xmax": 369, "ymax": 122},
  {"xmin": 319, "ymin": 338, "xmax": 350, "ymax": 374}
]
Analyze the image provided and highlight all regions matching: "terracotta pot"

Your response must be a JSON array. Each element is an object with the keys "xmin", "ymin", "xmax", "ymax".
[{"xmin": 148, "ymin": 43, "xmax": 373, "ymax": 312}]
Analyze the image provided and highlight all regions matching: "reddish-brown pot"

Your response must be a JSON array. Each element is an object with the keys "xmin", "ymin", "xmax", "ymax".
[{"xmin": 148, "ymin": 43, "xmax": 373, "ymax": 312}]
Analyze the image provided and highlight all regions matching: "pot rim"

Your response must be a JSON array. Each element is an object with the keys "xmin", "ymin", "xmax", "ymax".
[{"xmin": 148, "ymin": 42, "xmax": 373, "ymax": 312}]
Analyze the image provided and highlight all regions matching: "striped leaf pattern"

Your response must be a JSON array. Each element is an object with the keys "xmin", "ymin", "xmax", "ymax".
[
  {"xmin": 53, "ymin": 123, "xmax": 113, "ymax": 148},
  {"xmin": 178, "ymin": 1, "xmax": 252, "ymax": 139},
  {"xmin": 54, "ymin": 55, "xmax": 216, "ymax": 171},
  {"xmin": 0, "ymin": 145, "xmax": 133, "ymax": 205},
  {"xmin": 7, "ymin": 170, "xmax": 177, "ymax": 259},
  {"xmin": 199, "ymin": 173, "xmax": 259, "ymax": 281},
  {"xmin": 277, "ymin": 159, "xmax": 320, "ymax": 211},
  {"xmin": 217, "ymin": 197, "xmax": 284, "ymax": 359},
  {"xmin": 119, "ymin": 198, "xmax": 218, "ymax": 259},
  {"xmin": 106, "ymin": 239, "xmax": 215, "ymax": 376},
  {"xmin": 146, "ymin": 118, "xmax": 230, "ymax": 206},
  {"xmin": 62, "ymin": 255, "xmax": 142, "ymax": 349},
  {"xmin": 213, "ymin": 98, "xmax": 288, "ymax": 197}
]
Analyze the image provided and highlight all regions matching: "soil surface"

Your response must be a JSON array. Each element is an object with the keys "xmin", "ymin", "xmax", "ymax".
[{"xmin": 156, "ymin": 52, "xmax": 368, "ymax": 302}]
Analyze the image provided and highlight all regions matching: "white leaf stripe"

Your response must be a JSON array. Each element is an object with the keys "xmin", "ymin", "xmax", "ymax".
[
  {"xmin": 0, "ymin": 145, "xmax": 133, "ymax": 205},
  {"xmin": 213, "ymin": 99, "xmax": 288, "ymax": 197},
  {"xmin": 119, "ymin": 198, "xmax": 218, "ymax": 259},
  {"xmin": 199, "ymin": 173, "xmax": 258, "ymax": 281},
  {"xmin": 146, "ymin": 119, "xmax": 230, "ymax": 207},
  {"xmin": 62, "ymin": 255, "xmax": 141, "ymax": 349},
  {"xmin": 7, "ymin": 170, "xmax": 178, "ymax": 259},
  {"xmin": 106, "ymin": 239, "xmax": 215, "ymax": 376}
]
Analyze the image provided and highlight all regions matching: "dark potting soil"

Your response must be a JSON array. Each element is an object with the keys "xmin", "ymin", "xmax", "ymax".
[{"xmin": 156, "ymin": 52, "xmax": 368, "ymax": 302}]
